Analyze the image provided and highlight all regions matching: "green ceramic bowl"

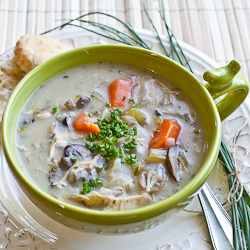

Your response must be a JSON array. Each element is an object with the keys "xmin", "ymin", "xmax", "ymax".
[{"xmin": 2, "ymin": 45, "xmax": 248, "ymax": 234}]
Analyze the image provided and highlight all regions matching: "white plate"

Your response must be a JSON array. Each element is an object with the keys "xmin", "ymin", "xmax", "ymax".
[{"xmin": 0, "ymin": 27, "xmax": 249, "ymax": 250}]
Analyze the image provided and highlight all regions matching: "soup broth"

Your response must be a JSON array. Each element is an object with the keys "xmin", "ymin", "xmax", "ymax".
[{"xmin": 16, "ymin": 62, "xmax": 205, "ymax": 211}]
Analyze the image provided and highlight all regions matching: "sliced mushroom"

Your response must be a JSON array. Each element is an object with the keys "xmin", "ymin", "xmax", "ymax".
[
  {"xmin": 139, "ymin": 171, "xmax": 147, "ymax": 188},
  {"xmin": 48, "ymin": 163, "xmax": 60, "ymax": 185},
  {"xmin": 62, "ymin": 115, "xmax": 72, "ymax": 127},
  {"xmin": 155, "ymin": 109, "xmax": 162, "ymax": 116},
  {"xmin": 53, "ymin": 155, "xmax": 103, "ymax": 187},
  {"xmin": 60, "ymin": 157, "xmax": 73, "ymax": 167},
  {"xmin": 64, "ymin": 99, "xmax": 76, "ymax": 110},
  {"xmin": 65, "ymin": 144, "xmax": 90, "ymax": 157},
  {"xmin": 76, "ymin": 96, "xmax": 92, "ymax": 108},
  {"xmin": 61, "ymin": 144, "xmax": 92, "ymax": 167},
  {"xmin": 166, "ymin": 145, "xmax": 188, "ymax": 181}
]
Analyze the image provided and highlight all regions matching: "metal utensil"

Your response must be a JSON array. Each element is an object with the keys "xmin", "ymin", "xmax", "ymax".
[{"xmin": 198, "ymin": 182, "xmax": 234, "ymax": 250}]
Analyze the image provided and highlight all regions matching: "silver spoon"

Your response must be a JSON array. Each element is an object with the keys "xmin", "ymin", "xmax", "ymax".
[{"xmin": 198, "ymin": 182, "xmax": 234, "ymax": 250}]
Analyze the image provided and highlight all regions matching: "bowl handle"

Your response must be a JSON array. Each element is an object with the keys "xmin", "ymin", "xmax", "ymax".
[{"xmin": 203, "ymin": 60, "xmax": 249, "ymax": 121}]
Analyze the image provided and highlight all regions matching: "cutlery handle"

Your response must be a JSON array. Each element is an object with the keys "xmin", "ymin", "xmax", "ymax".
[{"xmin": 198, "ymin": 182, "xmax": 234, "ymax": 250}]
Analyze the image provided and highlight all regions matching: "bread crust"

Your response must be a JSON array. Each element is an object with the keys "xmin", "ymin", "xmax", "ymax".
[
  {"xmin": 13, "ymin": 34, "xmax": 74, "ymax": 73},
  {"xmin": 0, "ymin": 59, "xmax": 25, "ymax": 123}
]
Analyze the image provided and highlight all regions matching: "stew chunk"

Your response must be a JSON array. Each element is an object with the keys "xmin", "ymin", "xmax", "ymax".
[
  {"xmin": 149, "ymin": 119, "xmax": 181, "ymax": 149},
  {"xmin": 109, "ymin": 79, "xmax": 133, "ymax": 107},
  {"xmin": 74, "ymin": 112, "xmax": 100, "ymax": 134}
]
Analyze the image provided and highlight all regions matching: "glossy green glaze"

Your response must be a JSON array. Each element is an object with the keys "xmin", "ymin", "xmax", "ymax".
[
  {"xmin": 1, "ymin": 45, "xmax": 248, "ymax": 226},
  {"xmin": 204, "ymin": 60, "xmax": 248, "ymax": 121}
]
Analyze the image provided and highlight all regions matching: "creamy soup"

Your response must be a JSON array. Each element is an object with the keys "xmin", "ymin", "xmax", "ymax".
[{"xmin": 16, "ymin": 62, "xmax": 205, "ymax": 211}]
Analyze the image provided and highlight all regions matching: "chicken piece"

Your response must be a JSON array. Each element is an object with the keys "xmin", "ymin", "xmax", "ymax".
[
  {"xmin": 70, "ymin": 191, "xmax": 151, "ymax": 211},
  {"xmin": 106, "ymin": 158, "xmax": 134, "ymax": 193},
  {"xmin": 107, "ymin": 193, "xmax": 152, "ymax": 211},
  {"xmin": 66, "ymin": 168, "xmax": 89, "ymax": 184},
  {"xmin": 139, "ymin": 164, "xmax": 167, "ymax": 193},
  {"xmin": 138, "ymin": 78, "xmax": 163, "ymax": 107},
  {"xmin": 53, "ymin": 155, "xmax": 102, "ymax": 187},
  {"xmin": 13, "ymin": 34, "xmax": 74, "ymax": 73}
]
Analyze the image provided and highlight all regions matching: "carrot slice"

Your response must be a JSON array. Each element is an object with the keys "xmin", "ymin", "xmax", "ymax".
[
  {"xmin": 74, "ymin": 113, "xmax": 100, "ymax": 134},
  {"xmin": 149, "ymin": 120, "xmax": 181, "ymax": 149},
  {"xmin": 109, "ymin": 79, "xmax": 133, "ymax": 107}
]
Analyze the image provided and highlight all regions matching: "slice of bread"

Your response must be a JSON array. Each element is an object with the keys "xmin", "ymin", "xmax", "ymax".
[
  {"xmin": 0, "ymin": 59, "xmax": 25, "ymax": 124},
  {"xmin": 13, "ymin": 34, "xmax": 74, "ymax": 73}
]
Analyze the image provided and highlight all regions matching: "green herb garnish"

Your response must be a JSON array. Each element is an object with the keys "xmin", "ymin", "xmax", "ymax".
[
  {"xmin": 91, "ymin": 94, "xmax": 95, "ymax": 97},
  {"xmin": 86, "ymin": 108, "xmax": 137, "ymax": 165},
  {"xmin": 81, "ymin": 178, "xmax": 103, "ymax": 195},
  {"xmin": 194, "ymin": 128, "xmax": 199, "ymax": 134},
  {"xmin": 70, "ymin": 158, "xmax": 78, "ymax": 162},
  {"xmin": 88, "ymin": 113, "xmax": 93, "ymax": 117},
  {"xmin": 81, "ymin": 181, "xmax": 94, "ymax": 194},
  {"xmin": 106, "ymin": 102, "xmax": 111, "ymax": 107},
  {"xmin": 123, "ymin": 96, "xmax": 126, "ymax": 100},
  {"xmin": 84, "ymin": 121, "xmax": 87, "ymax": 126},
  {"xmin": 134, "ymin": 166, "xmax": 139, "ymax": 176},
  {"xmin": 131, "ymin": 104, "xmax": 137, "ymax": 108},
  {"xmin": 90, "ymin": 178, "xmax": 103, "ymax": 187},
  {"xmin": 52, "ymin": 107, "xmax": 57, "ymax": 113}
]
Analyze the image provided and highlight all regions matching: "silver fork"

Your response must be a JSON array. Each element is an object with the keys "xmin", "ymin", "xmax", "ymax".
[{"xmin": 198, "ymin": 182, "xmax": 234, "ymax": 250}]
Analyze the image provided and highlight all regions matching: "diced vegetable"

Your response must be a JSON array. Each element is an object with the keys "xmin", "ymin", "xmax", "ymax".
[
  {"xmin": 73, "ymin": 113, "xmax": 100, "ymax": 134},
  {"xmin": 149, "ymin": 119, "xmax": 181, "ymax": 149},
  {"xmin": 64, "ymin": 99, "xmax": 75, "ymax": 110},
  {"xmin": 123, "ymin": 108, "xmax": 147, "ymax": 125},
  {"xmin": 147, "ymin": 149, "xmax": 167, "ymax": 162},
  {"xmin": 166, "ymin": 145, "xmax": 180, "ymax": 181},
  {"xmin": 18, "ymin": 126, "xmax": 28, "ymax": 133},
  {"xmin": 154, "ymin": 117, "xmax": 163, "ymax": 125},
  {"xmin": 109, "ymin": 79, "xmax": 133, "ymax": 107}
]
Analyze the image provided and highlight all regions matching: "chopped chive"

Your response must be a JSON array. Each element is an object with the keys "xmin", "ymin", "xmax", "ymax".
[
  {"xmin": 88, "ymin": 113, "xmax": 93, "ymax": 117},
  {"xmin": 123, "ymin": 96, "xmax": 126, "ymax": 100},
  {"xmin": 70, "ymin": 158, "xmax": 78, "ymax": 162},
  {"xmin": 134, "ymin": 166, "xmax": 139, "ymax": 176},
  {"xmin": 105, "ymin": 166, "xmax": 109, "ymax": 170},
  {"xmin": 97, "ymin": 168, "xmax": 102, "ymax": 172},
  {"xmin": 52, "ymin": 107, "xmax": 57, "ymax": 113},
  {"xmin": 84, "ymin": 121, "xmax": 87, "ymax": 126},
  {"xmin": 152, "ymin": 141, "xmax": 156, "ymax": 143},
  {"xmin": 131, "ymin": 104, "xmax": 137, "ymax": 108},
  {"xmin": 129, "ymin": 99, "xmax": 135, "ymax": 104},
  {"xmin": 106, "ymin": 102, "xmax": 111, "ymax": 107},
  {"xmin": 91, "ymin": 94, "xmax": 95, "ymax": 97},
  {"xmin": 194, "ymin": 128, "xmax": 199, "ymax": 134},
  {"xmin": 133, "ymin": 180, "xmax": 135, "ymax": 184}
]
